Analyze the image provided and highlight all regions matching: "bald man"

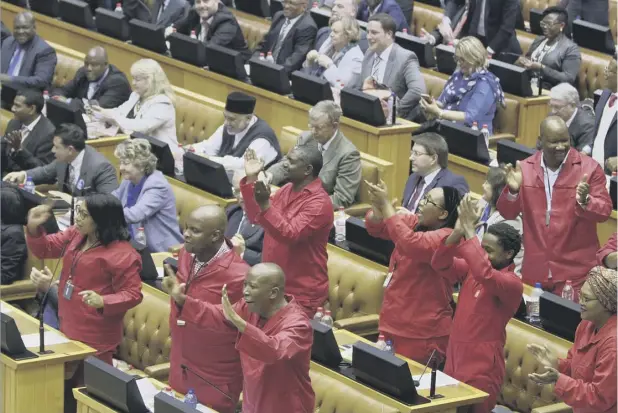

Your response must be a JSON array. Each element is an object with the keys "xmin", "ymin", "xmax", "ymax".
[
  {"xmin": 162, "ymin": 205, "xmax": 249, "ymax": 413},
  {"xmin": 166, "ymin": 263, "xmax": 315, "ymax": 413},
  {"xmin": 0, "ymin": 12, "xmax": 57, "ymax": 91},
  {"xmin": 497, "ymin": 116, "xmax": 612, "ymax": 297},
  {"xmin": 52, "ymin": 46, "xmax": 131, "ymax": 111}
]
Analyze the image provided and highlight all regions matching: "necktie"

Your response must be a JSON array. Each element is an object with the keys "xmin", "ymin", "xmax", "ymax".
[
  {"xmin": 87, "ymin": 82, "xmax": 97, "ymax": 100},
  {"xmin": 371, "ymin": 55, "xmax": 381, "ymax": 79},
  {"xmin": 7, "ymin": 47, "xmax": 24, "ymax": 76},
  {"xmin": 20, "ymin": 124, "xmax": 30, "ymax": 145},
  {"xmin": 272, "ymin": 19, "xmax": 291, "ymax": 61},
  {"xmin": 68, "ymin": 165, "xmax": 76, "ymax": 189},
  {"xmin": 452, "ymin": 0, "xmax": 469, "ymax": 39},
  {"xmin": 609, "ymin": 94, "xmax": 617, "ymax": 108},
  {"xmin": 199, "ymin": 21, "xmax": 210, "ymax": 42},
  {"xmin": 406, "ymin": 177, "xmax": 425, "ymax": 211}
]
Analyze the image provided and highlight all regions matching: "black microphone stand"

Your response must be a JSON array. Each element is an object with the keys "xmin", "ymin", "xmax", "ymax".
[
  {"xmin": 429, "ymin": 359, "xmax": 444, "ymax": 400},
  {"xmin": 181, "ymin": 364, "xmax": 233, "ymax": 402}
]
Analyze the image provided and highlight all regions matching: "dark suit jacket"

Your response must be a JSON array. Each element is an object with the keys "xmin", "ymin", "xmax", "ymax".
[
  {"xmin": 225, "ymin": 205, "xmax": 264, "ymax": 266},
  {"xmin": 593, "ymin": 89, "xmax": 618, "ymax": 165},
  {"xmin": 259, "ymin": 11, "xmax": 317, "ymax": 73},
  {"xmin": 357, "ymin": 0, "xmax": 410, "ymax": 32},
  {"xmin": 1, "ymin": 35, "xmax": 58, "ymax": 90},
  {"xmin": 525, "ymin": 35, "xmax": 581, "ymax": 89},
  {"xmin": 1, "ymin": 224, "xmax": 27, "ymax": 285},
  {"xmin": 568, "ymin": 107, "xmax": 595, "ymax": 152},
  {"xmin": 402, "ymin": 168, "xmax": 469, "ymax": 211},
  {"xmin": 52, "ymin": 64, "xmax": 131, "ymax": 110},
  {"xmin": 123, "ymin": 0, "xmax": 190, "ymax": 27},
  {"xmin": 176, "ymin": 4, "xmax": 251, "ymax": 61},
  {"xmin": 315, "ymin": 26, "xmax": 369, "ymax": 53},
  {"xmin": 4, "ymin": 115, "xmax": 56, "ymax": 172}
]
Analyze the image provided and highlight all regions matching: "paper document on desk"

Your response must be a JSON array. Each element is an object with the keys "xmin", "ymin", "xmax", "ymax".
[
  {"xmin": 21, "ymin": 331, "xmax": 70, "ymax": 348},
  {"xmin": 1, "ymin": 305, "xmax": 13, "ymax": 315},
  {"xmin": 136, "ymin": 378, "xmax": 218, "ymax": 413},
  {"xmin": 412, "ymin": 371, "xmax": 459, "ymax": 390},
  {"xmin": 157, "ymin": 267, "xmax": 164, "ymax": 279}
]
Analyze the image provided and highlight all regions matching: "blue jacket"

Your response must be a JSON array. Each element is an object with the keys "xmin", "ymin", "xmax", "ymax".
[
  {"xmin": 357, "ymin": 0, "xmax": 410, "ymax": 33},
  {"xmin": 112, "ymin": 170, "xmax": 183, "ymax": 252},
  {"xmin": 402, "ymin": 168, "xmax": 469, "ymax": 212}
]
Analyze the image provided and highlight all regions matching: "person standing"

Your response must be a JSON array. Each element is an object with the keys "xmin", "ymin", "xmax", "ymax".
[
  {"xmin": 591, "ymin": 58, "xmax": 617, "ymax": 174},
  {"xmin": 241, "ymin": 147, "xmax": 333, "ymax": 318}
]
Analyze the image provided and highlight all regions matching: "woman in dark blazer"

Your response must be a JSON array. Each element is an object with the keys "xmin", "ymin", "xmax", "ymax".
[
  {"xmin": 518, "ymin": 7, "xmax": 581, "ymax": 90},
  {"xmin": 0, "ymin": 187, "xmax": 27, "ymax": 285}
]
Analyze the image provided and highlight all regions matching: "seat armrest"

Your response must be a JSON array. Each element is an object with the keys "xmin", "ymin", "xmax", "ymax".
[
  {"xmin": 144, "ymin": 362, "xmax": 171, "ymax": 381},
  {"xmin": 344, "ymin": 204, "xmax": 371, "ymax": 217},
  {"xmin": 531, "ymin": 403, "xmax": 573, "ymax": 413},
  {"xmin": 168, "ymin": 244, "xmax": 184, "ymax": 254},
  {"xmin": 334, "ymin": 314, "xmax": 379, "ymax": 335}
]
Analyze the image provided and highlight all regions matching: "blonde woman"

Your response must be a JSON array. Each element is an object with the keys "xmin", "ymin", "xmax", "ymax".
[
  {"xmin": 303, "ymin": 16, "xmax": 363, "ymax": 87},
  {"xmin": 93, "ymin": 59, "xmax": 179, "ymax": 152},
  {"xmin": 420, "ymin": 36, "xmax": 505, "ymax": 136}
]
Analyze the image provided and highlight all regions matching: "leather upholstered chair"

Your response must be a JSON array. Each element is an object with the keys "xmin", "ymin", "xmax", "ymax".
[
  {"xmin": 51, "ymin": 53, "xmax": 83, "ymax": 89},
  {"xmin": 174, "ymin": 89, "xmax": 226, "ymax": 146}
]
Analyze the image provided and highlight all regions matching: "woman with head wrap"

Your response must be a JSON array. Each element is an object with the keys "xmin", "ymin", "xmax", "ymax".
[
  {"xmin": 365, "ymin": 180, "xmax": 462, "ymax": 365},
  {"xmin": 527, "ymin": 266, "xmax": 617, "ymax": 413}
]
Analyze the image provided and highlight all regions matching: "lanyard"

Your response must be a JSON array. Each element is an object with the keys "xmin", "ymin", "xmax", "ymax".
[
  {"xmin": 68, "ymin": 240, "xmax": 101, "ymax": 281},
  {"xmin": 545, "ymin": 171, "xmax": 553, "ymax": 226},
  {"xmin": 176, "ymin": 256, "xmax": 207, "ymax": 320}
]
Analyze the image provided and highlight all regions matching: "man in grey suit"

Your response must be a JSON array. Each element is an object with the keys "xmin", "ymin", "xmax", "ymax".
[
  {"xmin": 349, "ymin": 13, "xmax": 426, "ymax": 121},
  {"xmin": 265, "ymin": 100, "xmax": 362, "ymax": 209},
  {"xmin": 123, "ymin": 0, "xmax": 190, "ymax": 28},
  {"xmin": 3, "ymin": 124, "xmax": 118, "ymax": 195},
  {"xmin": 0, "ymin": 12, "xmax": 57, "ymax": 90},
  {"xmin": 548, "ymin": 83, "xmax": 595, "ymax": 153}
]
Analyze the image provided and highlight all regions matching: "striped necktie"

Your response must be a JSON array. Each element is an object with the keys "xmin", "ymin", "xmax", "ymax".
[
  {"xmin": 371, "ymin": 55, "xmax": 381, "ymax": 79},
  {"xmin": 7, "ymin": 46, "xmax": 24, "ymax": 76},
  {"xmin": 272, "ymin": 19, "xmax": 291, "ymax": 61}
]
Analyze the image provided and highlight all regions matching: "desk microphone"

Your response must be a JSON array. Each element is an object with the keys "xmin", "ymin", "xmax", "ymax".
[
  {"xmin": 180, "ymin": 364, "xmax": 233, "ymax": 402},
  {"xmin": 414, "ymin": 349, "xmax": 436, "ymax": 387}
]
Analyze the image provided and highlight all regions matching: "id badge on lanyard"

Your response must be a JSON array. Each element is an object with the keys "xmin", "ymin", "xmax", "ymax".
[
  {"xmin": 63, "ymin": 280, "xmax": 74, "ymax": 300},
  {"xmin": 383, "ymin": 262, "xmax": 396, "ymax": 288}
]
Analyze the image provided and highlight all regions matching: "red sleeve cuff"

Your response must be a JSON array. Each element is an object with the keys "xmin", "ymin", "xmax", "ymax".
[{"xmin": 553, "ymin": 373, "xmax": 569, "ymax": 398}]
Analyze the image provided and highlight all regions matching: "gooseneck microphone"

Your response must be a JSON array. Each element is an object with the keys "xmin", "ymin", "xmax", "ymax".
[
  {"xmin": 180, "ymin": 364, "xmax": 233, "ymax": 402},
  {"xmin": 414, "ymin": 349, "xmax": 436, "ymax": 387}
]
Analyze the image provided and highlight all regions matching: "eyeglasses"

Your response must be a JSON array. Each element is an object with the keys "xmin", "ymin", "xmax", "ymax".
[
  {"xmin": 410, "ymin": 150, "xmax": 430, "ymax": 157},
  {"xmin": 418, "ymin": 197, "xmax": 443, "ymax": 209},
  {"xmin": 539, "ymin": 20, "xmax": 559, "ymax": 29}
]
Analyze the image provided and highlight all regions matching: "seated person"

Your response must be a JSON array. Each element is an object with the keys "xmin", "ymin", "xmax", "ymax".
[
  {"xmin": 3, "ymin": 88, "xmax": 55, "ymax": 173},
  {"xmin": 258, "ymin": 0, "xmax": 318, "ymax": 73},
  {"xmin": 3, "ymin": 124, "xmax": 118, "ymax": 195},
  {"xmin": 517, "ymin": 7, "xmax": 581, "ymax": 90},
  {"xmin": 173, "ymin": 0, "xmax": 251, "ymax": 61},
  {"xmin": 226, "ymin": 171, "xmax": 265, "ymax": 266},
  {"xmin": 314, "ymin": 0, "xmax": 369, "ymax": 53},
  {"xmin": 1, "ymin": 187, "xmax": 27, "ymax": 285},
  {"xmin": 592, "ymin": 58, "xmax": 617, "ymax": 174},
  {"xmin": 51, "ymin": 46, "xmax": 131, "ymax": 111},
  {"xmin": 548, "ymin": 83, "xmax": 595, "ymax": 153},
  {"xmin": 302, "ymin": 16, "xmax": 363, "ymax": 87},
  {"xmin": 266, "ymin": 100, "xmax": 361, "ymax": 209},
  {"xmin": 420, "ymin": 36, "xmax": 505, "ymax": 138},
  {"xmin": 349, "ymin": 13, "xmax": 426, "ymax": 121},
  {"xmin": 192, "ymin": 92, "xmax": 282, "ymax": 171},
  {"xmin": 0, "ymin": 12, "xmax": 57, "ymax": 90},
  {"xmin": 402, "ymin": 132, "xmax": 469, "ymax": 212},
  {"xmin": 122, "ymin": 0, "xmax": 190, "ymax": 28},
  {"xmin": 357, "ymin": 0, "xmax": 409, "ymax": 32},
  {"xmin": 112, "ymin": 138, "xmax": 183, "ymax": 252},
  {"xmin": 91, "ymin": 59, "xmax": 180, "ymax": 154},
  {"xmin": 598, "ymin": 233, "xmax": 617, "ymax": 269}
]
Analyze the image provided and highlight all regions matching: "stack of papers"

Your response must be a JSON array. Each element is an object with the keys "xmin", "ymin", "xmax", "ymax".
[
  {"xmin": 412, "ymin": 371, "xmax": 460, "ymax": 390},
  {"xmin": 22, "ymin": 331, "xmax": 70, "ymax": 348}
]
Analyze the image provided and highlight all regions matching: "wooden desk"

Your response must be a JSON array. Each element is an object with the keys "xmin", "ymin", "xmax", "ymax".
[
  {"xmin": 1, "ymin": 302, "xmax": 96, "ymax": 413},
  {"xmin": 1, "ymin": 3, "xmax": 417, "ymax": 197},
  {"xmin": 312, "ymin": 329, "xmax": 487, "ymax": 413}
]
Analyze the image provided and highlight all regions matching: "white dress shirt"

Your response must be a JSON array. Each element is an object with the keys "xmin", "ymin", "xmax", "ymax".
[
  {"xmin": 157, "ymin": 0, "xmax": 171, "ymax": 22},
  {"xmin": 373, "ymin": 44, "xmax": 393, "ymax": 84},
  {"xmin": 565, "ymin": 108, "xmax": 577, "ymax": 127},
  {"xmin": 69, "ymin": 149, "xmax": 86, "ymax": 188},
  {"xmin": 192, "ymin": 115, "xmax": 278, "ymax": 170},
  {"xmin": 20, "ymin": 115, "xmax": 42, "ymax": 147},
  {"xmin": 409, "ymin": 167, "xmax": 441, "ymax": 211},
  {"xmin": 317, "ymin": 130, "xmax": 338, "ymax": 153},
  {"xmin": 592, "ymin": 95, "xmax": 617, "ymax": 166},
  {"xmin": 278, "ymin": 14, "xmax": 302, "ymax": 44}
]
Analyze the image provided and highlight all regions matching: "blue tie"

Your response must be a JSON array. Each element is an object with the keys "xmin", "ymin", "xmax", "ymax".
[{"xmin": 7, "ymin": 47, "xmax": 24, "ymax": 76}]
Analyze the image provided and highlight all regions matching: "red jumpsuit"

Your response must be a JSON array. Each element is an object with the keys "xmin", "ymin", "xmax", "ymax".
[
  {"xmin": 27, "ymin": 226, "xmax": 143, "ymax": 364},
  {"xmin": 596, "ymin": 232, "xmax": 617, "ymax": 266},
  {"xmin": 555, "ymin": 315, "xmax": 617, "ymax": 413},
  {"xmin": 183, "ymin": 295, "xmax": 315, "ymax": 413},
  {"xmin": 240, "ymin": 177, "xmax": 333, "ymax": 317},
  {"xmin": 431, "ymin": 237, "xmax": 523, "ymax": 413},
  {"xmin": 168, "ymin": 245, "xmax": 248, "ymax": 413},
  {"xmin": 365, "ymin": 212, "xmax": 453, "ymax": 364},
  {"xmin": 497, "ymin": 150, "xmax": 612, "ymax": 297}
]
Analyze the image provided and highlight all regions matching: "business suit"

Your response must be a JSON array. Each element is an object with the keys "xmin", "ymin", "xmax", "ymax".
[
  {"xmin": 259, "ymin": 11, "xmax": 318, "ymax": 73},
  {"xmin": 560, "ymin": 0, "xmax": 610, "ymax": 32},
  {"xmin": 1, "ymin": 224, "xmax": 27, "ymax": 285},
  {"xmin": 123, "ymin": 0, "xmax": 190, "ymax": 27},
  {"xmin": 350, "ymin": 43, "xmax": 426, "ymax": 121},
  {"xmin": 402, "ymin": 168, "xmax": 469, "ymax": 210},
  {"xmin": 1, "ymin": 35, "xmax": 57, "ymax": 90},
  {"xmin": 592, "ymin": 89, "xmax": 618, "ymax": 168},
  {"xmin": 568, "ymin": 108, "xmax": 595, "ymax": 152},
  {"xmin": 267, "ymin": 131, "xmax": 362, "ymax": 208},
  {"xmin": 315, "ymin": 26, "xmax": 369, "ymax": 53},
  {"xmin": 175, "ymin": 4, "xmax": 251, "ymax": 61},
  {"xmin": 225, "ymin": 204, "xmax": 265, "ymax": 266},
  {"xmin": 52, "ymin": 64, "xmax": 132, "ymax": 110},
  {"xmin": 26, "ymin": 145, "xmax": 118, "ymax": 194},
  {"xmin": 357, "ymin": 0, "xmax": 410, "ymax": 32},
  {"xmin": 525, "ymin": 35, "xmax": 581, "ymax": 89},
  {"xmin": 4, "ymin": 116, "xmax": 55, "ymax": 172}
]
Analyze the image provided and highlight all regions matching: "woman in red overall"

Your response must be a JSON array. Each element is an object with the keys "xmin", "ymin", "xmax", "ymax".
[{"xmin": 365, "ymin": 180, "xmax": 462, "ymax": 364}]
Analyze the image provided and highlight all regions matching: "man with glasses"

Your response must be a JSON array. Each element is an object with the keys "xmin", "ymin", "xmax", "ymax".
[
  {"xmin": 191, "ymin": 91, "xmax": 282, "ymax": 171},
  {"xmin": 497, "ymin": 116, "xmax": 612, "ymax": 298},
  {"xmin": 402, "ymin": 133, "xmax": 469, "ymax": 213},
  {"xmin": 548, "ymin": 83, "xmax": 594, "ymax": 153},
  {"xmin": 258, "ymin": 0, "xmax": 317, "ymax": 73},
  {"xmin": 591, "ymin": 57, "xmax": 617, "ymax": 174}
]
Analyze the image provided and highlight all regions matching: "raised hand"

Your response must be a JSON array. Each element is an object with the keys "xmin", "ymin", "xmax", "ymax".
[
  {"xmin": 222, "ymin": 284, "xmax": 246, "ymax": 332},
  {"xmin": 528, "ymin": 368, "xmax": 559, "ymax": 385},
  {"xmin": 576, "ymin": 174, "xmax": 590, "ymax": 205},
  {"xmin": 527, "ymin": 343, "xmax": 558, "ymax": 369},
  {"xmin": 5, "ymin": 130, "xmax": 22, "ymax": 151},
  {"xmin": 79, "ymin": 290, "xmax": 104, "ymax": 309},
  {"xmin": 365, "ymin": 179, "xmax": 389, "ymax": 207},
  {"xmin": 3, "ymin": 171, "xmax": 26, "ymax": 184},
  {"xmin": 254, "ymin": 180, "xmax": 271, "ymax": 210},
  {"xmin": 458, "ymin": 194, "xmax": 482, "ymax": 235},
  {"xmin": 27, "ymin": 204, "xmax": 53, "ymax": 235},
  {"xmin": 231, "ymin": 234, "xmax": 246, "ymax": 257},
  {"xmin": 30, "ymin": 266, "xmax": 53, "ymax": 292},
  {"xmin": 504, "ymin": 161, "xmax": 523, "ymax": 193},
  {"xmin": 244, "ymin": 148, "xmax": 265, "ymax": 182}
]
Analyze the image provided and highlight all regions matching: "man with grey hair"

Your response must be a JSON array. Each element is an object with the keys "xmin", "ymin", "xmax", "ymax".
[
  {"xmin": 548, "ymin": 83, "xmax": 595, "ymax": 153},
  {"xmin": 266, "ymin": 100, "xmax": 362, "ymax": 208}
]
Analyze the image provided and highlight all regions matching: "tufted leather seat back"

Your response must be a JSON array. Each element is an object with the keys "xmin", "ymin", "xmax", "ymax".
[
  {"xmin": 52, "ymin": 53, "xmax": 83, "ymax": 89},
  {"xmin": 1, "ymin": 109, "xmax": 11, "ymax": 134},
  {"xmin": 412, "ymin": 4, "xmax": 442, "ymax": 37},
  {"xmin": 498, "ymin": 320, "xmax": 571, "ymax": 412},
  {"xmin": 311, "ymin": 369, "xmax": 401, "ymax": 413},
  {"xmin": 173, "ymin": 89, "xmax": 226, "ymax": 146},
  {"xmin": 118, "ymin": 287, "xmax": 172, "ymax": 371},
  {"xmin": 170, "ymin": 180, "xmax": 218, "ymax": 230},
  {"xmin": 237, "ymin": 18, "xmax": 269, "ymax": 51},
  {"xmin": 520, "ymin": 0, "xmax": 558, "ymax": 24}
]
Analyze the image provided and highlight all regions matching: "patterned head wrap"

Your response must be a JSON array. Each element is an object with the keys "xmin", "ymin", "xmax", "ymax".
[{"xmin": 587, "ymin": 266, "xmax": 617, "ymax": 314}]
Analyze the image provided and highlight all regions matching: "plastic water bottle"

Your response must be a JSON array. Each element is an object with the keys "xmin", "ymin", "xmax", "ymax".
[
  {"xmin": 313, "ymin": 307, "xmax": 324, "ymax": 322},
  {"xmin": 481, "ymin": 124, "xmax": 490, "ymax": 148},
  {"xmin": 190, "ymin": 30, "xmax": 197, "ymax": 40},
  {"xmin": 162, "ymin": 386, "xmax": 175, "ymax": 399},
  {"xmin": 376, "ymin": 334, "xmax": 387, "ymax": 350},
  {"xmin": 386, "ymin": 94, "xmax": 395, "ymax": 126},
  {"xmin": 402, "ymin": 28, "xmax": 408, "ymax": 34},
  {"xmin": 471, "ymin": 121, "xmax": 479, "ymax": 131},
  {"xmin": 335, "ymin": 207, "xmax": 346, "ymax": 242},
  {"xmin": 259, "ymin": 52, "xmax": 265, "ymax": 61},
  {"xmin": 42, "ymin": 90, "xmax": 49, "ymax": 116},
  {"xmin": 134, "ymin": 227, "xmax": 147, "ymax": 248},
  {"xmin": 321, "ymin": 310, "xmax": 334, "ymax": 327},
  {"xmin": 312, "ymin": 1, "xmax": 318, "ymax": 8},
  {"xmin": 114, "ymin": 2, "xmax": 123, "ymax": 13},
  {"xmin": 183, "ymin": 389, "xmax": 198, "ymax": 408},
  {"xmin": 562, "ymin": 280, "xmax": 574, "ymax": 301},
  {"xmin": 527, "ymin": 282, "xmax": 543, "ymax": 325},
  {"xmin": 24, "ymin": 176, "xmax": 35, "ymax": 194},
  {"xmin": 174, "ymin": 144, "xmax": 184, "ymax": 175},
  {"xmin": 266, "ymin": 52, "xmax": 275, "ymax": 63},
  {"xmin": 384, "ymin": 339, "xmax": 394, "ymax": 354}
]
